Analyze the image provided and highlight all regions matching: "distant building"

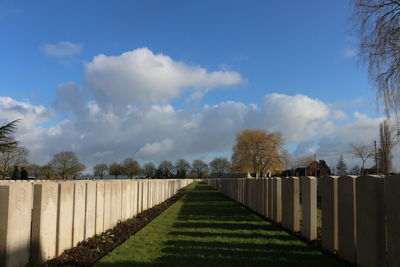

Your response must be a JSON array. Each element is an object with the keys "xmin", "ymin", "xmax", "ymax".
[{"xmin": 283, "ymin": 160, "xmax": 331, "ymax": 177}]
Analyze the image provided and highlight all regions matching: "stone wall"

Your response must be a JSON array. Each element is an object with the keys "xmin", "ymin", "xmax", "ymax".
[
  {"xmin": 0, "ymin": 178, "xmax": 195, "ymax": 267},
  {"xmin": 205, "ymin": 175, "xmax": 400, "ymax": 267}
]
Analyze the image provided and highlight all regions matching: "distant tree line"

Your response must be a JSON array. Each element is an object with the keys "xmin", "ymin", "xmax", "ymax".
[{"xmin": 94, "ymin": 157, "xmax": 232, "ymax": 179}]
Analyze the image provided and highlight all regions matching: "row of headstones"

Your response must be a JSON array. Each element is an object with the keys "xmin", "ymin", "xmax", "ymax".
[
  {"xmin": 206, "ymin": 176, "xmax": 400, "ymax": 267},
  {"xmin": 0, "ymin": 178, "xmax": 195, "ymax": 267}
]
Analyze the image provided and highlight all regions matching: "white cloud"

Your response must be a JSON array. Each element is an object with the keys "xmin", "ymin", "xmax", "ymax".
[
  {"xmin": 0, "ymin": 97, "xmax": 51, "ymax": 128},
  {"xmin": 84, "ymin": 47, "xmax": 243, "ymax": 106},
  {"xmin": 40, "ymin": 41, "xmax": 82, "ymax": 57},
  {"xmin": 261, "ymin": 94, "xmax": 333, "ymax": 142},
  {"xmin": 297, "ymin": 112, "xmax": 386, "ymax": 170},
  {"xmin": 1, "ymin": 92, "xmax": 393, "ymax": 172},
  {"xmin": 137, "ymin": 139, "xmax": 174, "ymax": 159}
]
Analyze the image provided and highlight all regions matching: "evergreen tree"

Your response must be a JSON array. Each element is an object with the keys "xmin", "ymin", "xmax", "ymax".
[{"xmin": 336, "ymin": 154, "xmax": 347, "ymax": 176}]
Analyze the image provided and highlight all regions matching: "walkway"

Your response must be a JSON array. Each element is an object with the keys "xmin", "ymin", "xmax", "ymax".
[{"xmin": 95, "ymin": 182, "xmax": 349, "ymax": 267}]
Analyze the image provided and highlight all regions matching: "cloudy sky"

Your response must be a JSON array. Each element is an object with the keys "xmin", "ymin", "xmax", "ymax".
[{"xmin": 0, "ymin": 0, "xmax": 392, "ymax": 172}]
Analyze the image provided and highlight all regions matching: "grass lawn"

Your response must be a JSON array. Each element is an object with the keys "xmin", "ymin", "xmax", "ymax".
[{"xmin": 95, "ymin": 182, "xmax": 349, "ymax": 267}]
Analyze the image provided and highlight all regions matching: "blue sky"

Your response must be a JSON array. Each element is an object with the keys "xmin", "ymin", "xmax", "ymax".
[{"xmin": 0, "ymin": 0, "xmax": 388, "ymax": 171}]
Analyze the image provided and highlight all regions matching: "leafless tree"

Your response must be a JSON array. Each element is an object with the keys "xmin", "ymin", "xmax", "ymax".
[
  {"xmin": 0, "ymin": 146, "xmax": 28, "ymax": 179},
  {"xmin": 27, "ymin": 164, "xmax": 41, "ymax": 178},
  {"xmin": 379, "ymin": 119, "xmax": 393, "ymax": 174},
  {"xmin": 109, "ymin": 162, "xmax": 123, "ymax": 179},
  {"xmin": 50, "ymin": 151, "xmax": 85, "ymax": 179},
  {"xmin": 191, "ymin": 160, "xmax": 208, "ymax": 178},
  {"xmin": 143, "ymin": 162, "xmax": 156, "ymax": 178},
  {"xmin": 94, "ymin": 163, "xmax": 108, "ymax": 179},
  {"xmin": 157, "ymin": 160, "xmax": 174, "ymax": 178},
  {"xmin": 40, "ymin": 164, "xmax": 54, "ymax": 179},
  {"xmin": 174, "ymin": 159, "xmax": 191, "ymax": 178},
  {"xmin": 350, "ymin": 142, "xmax": 374, "ymax": 174},
  {"xmin": 122, "ymin": 157, "xmax": 141, "ymax": 178},
  {"xmin": 209, "ymin": 157, "xmax": 231, "ymax": 178},
  {"xmin": 352, "ymin": 0, "xmax": 400, "ymax": 114}
]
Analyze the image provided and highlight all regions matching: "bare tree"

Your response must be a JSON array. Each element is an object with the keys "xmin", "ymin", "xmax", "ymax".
[
  {"xmin": 209, "ymin": 157, "xmax": 231, "ymax": 178},
  {"xmin": 352, "ymin": 1, "xmax": 400, "ymax": 114},
  {"xmin": 72, "ymin": 163, "xmax": 85, "ymax": 179},
  {"xmin": 50, "ymin": 151, "xmax": 85, "ymax": 179},
  {"xmin": 156, "ymin": 160, "xmax": 174, "ymax": 178},
  {"xmin": 379, "ymin": 119, "xmax": 393, "ymax": 174},
  {"xmin": 40, "ymin": 164, "xmax": 54, "ymax": 179},
  {"xmin": 350, "ymin": 143, "xmax": 374, "ymax": 174},
  {"xmin": 174, "ymin": 159, "xmax": 191, "ymax": 178},
  {"xmin": 143, "ymin": 162, "xmax": 156, "ymax": 178},
  {"xmin": 109, "ymin": 162, "xmax": 123, "ymax": 179},
  {"xmin": 0, "ymin": 146, "xmax": 28, "ymax": 179},
  {"xmin": 122, "ymin": 157, "xmax": 141, "ymax": 178},
  {"xmin": 27, "ymin": 164, "xmax": 41, "ymax": 178},
  {"xmin": 94, "ymin": 163, "xmax": 108, "ymax": 179},
  {"xmin": 192, "ymin": 160, "xmax": 208, "ymax": 178}
]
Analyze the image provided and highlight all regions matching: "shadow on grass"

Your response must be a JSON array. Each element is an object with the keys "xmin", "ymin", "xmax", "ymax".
[
  {"xmin": 96, "ymin": 182, "xmax": 351, "ymax": 267},
  {"xmin": 168, "ymin": 230, "xmax": 296, "ymax": 240}
]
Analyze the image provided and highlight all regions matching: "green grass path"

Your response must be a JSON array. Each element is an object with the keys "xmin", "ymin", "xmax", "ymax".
[{"xmin": 95, "ymin": 182, "xmax": 349, "ymax": 267}]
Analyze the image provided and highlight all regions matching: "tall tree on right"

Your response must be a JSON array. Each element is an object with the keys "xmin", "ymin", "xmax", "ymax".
[
  {"xmin": 336, "ymin": 154, "xmax": 348, "ymax": 176},
  {"xmin": 352, "ymin": 1, "xmax": 400, "ymax": 114},
  {"xmin": 231, "ymin": 129, "xmax": 284, "ymax": 177},
  {"xmin": 379, "ymin": 119, "xmax": 393, "ymax": 174}
]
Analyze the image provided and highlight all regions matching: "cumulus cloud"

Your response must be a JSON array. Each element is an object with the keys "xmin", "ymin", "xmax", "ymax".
[
  {"xmin": 261, "ymin": 94, "xmax": 334, "ymax": 142},
  {"xmin": 40, "ymin": 41, "xmax": 82, "ymax": 57},
  {"xmin": 84, "ymin": 47, "xmax": 243, "ymax": 106},
  {"xmin": 294, "ymin": 111, "xmax": 386, "ymax": 170},
  {"xmin": 0, "ymin": 97, "xmax": 51, "ymax": 128},
  {"xmin": 137, "ymin": 139, "xmax": 174, "ymax": 159},
  {"xmin": 3, "ymin": 91, "xmax": 386, "ymax": 172}
]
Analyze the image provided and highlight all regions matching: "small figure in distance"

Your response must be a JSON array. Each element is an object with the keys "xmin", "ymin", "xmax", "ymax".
[
  {"xmin": 11, "ymin": 166, "xmax": 20, "ymax": 180},
  {"xmin": 20, "ymin": 167, "xmax": 28, "ymax": 180}
]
